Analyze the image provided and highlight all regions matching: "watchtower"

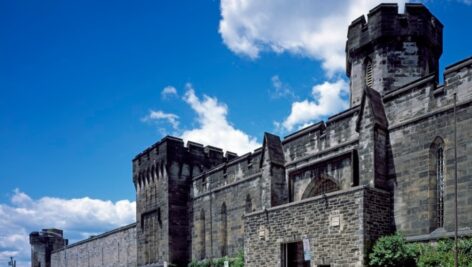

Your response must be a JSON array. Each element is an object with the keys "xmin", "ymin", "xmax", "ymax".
[
  {"xmin": 132, "ymin": 136, "xmax": 229, "ymax": 267},
  {"xmin": 346, "ymin": 3, "xmax": 443, "ymax": 106},
  {"xmin": 29, "ymin": 229, "xmax": 67, "ymax": 267}
]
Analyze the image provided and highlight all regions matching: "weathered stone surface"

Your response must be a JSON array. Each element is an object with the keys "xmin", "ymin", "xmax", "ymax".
[
  {"xmin": 50, "ymin": 224, "xmax": 136, "ymax": 267},
  {"xmin": 244, "ymin": 187, "xmax": 393, "ymax": 267},
  {"xmin": 30, "ymin": 3, "xmax": 472, "ymax": 267}
]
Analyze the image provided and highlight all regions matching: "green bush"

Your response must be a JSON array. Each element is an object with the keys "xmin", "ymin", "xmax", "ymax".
[
  {"xmin": 369, "ymin": 234, "xmax": 472, "ymax": 267},
  {"xmin": 368, "ymin": 233, "xmax": 418, "ymax": 267},
  {"xmin": 188, "ymin": 251, "xmax": 244, "ymax": 267},
  {"xmin": 417, "ymin": 238, "xmax": 472, "ymax": 267}
]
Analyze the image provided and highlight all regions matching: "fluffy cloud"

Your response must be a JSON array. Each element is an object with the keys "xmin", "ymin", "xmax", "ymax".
[
  {"xmin": 270, "ymin": 75, "xmax": 296, "ymax": 99},
  {"xmin": 0, "ymin": 189, "xmax": 135, "ymax": 267},
  {"xmin": 142, "ymin": 110, "xmax": 180, "ymax": 130},
  {"xmin": 161, "ymin": 86, "xmax": 178, "ymax": 99},
  {"xmin": 279, "ymin": 79, "xmax": 349, "ymax": 131},
  {"xmin": 219, "ymin": 0, "xmax": 408, "ymax": 75},
  {"xmin": 181, "ymin": 84, "xmax": 260, "ymax": 155}
]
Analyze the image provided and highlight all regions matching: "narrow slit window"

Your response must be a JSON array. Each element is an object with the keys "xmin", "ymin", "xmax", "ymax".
[
  {"xmin": 365, "ymin": 60, "xmax": 373, "ymax": 88},
  {"xmin": 436, "ymin": 147, "xmax": 444, "ymax": 228}
]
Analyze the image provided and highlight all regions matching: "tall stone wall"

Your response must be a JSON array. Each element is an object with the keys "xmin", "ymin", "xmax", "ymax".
[
  {"xmin": 191, "ymin": 174, "xmax": 262, "ymax": 259},
  {"xmin": 384, "ymin": 58, "xmax": 472, "ymax": 237},
  {"xmin": 244, "ymin": 187, "xmax": 392, "ymax": 267},
  {"xmin": 189, "ymin": 147, "xmax": 263, "ymax": 260},
  {"xmin": 51, "ymin": 224, "xmax": 136, "ymax": 267},
  {"xmin": 282, "ymin": 108, "xmax": 359, "ymax": 165}
]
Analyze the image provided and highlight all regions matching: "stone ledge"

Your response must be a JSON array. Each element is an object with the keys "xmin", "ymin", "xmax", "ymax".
[
  {"xmin": 244, "ymin": 185, "xmax": 389, "ymax": 218},
  {"xmin": 52, "ymin": 222, "xmax": 137, "ymax": 253},
  {"xmin": 406, "ymin": 227, "xmax": 472, "ymax": 242}
]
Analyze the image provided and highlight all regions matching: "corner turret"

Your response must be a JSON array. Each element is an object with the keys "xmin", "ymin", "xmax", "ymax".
[{"xmin": 346, "ymin": 3, "xmax": 443, "ymax": 106}]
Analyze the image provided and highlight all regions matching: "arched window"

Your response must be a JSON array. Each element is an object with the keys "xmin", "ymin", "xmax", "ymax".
[
  {"xmin": 220, "ymin": 203, "xmax": 228, "ymax": 257},
  {"xmin": 245, "ymin": 194, "xmax": 252, "ymax": 213},
  {"xmin": 430, "ymin": 137, "xmax": 445, "ymax": 230},
  {"xmin": 365, "ymin": 58, "xmax": 373, "ymax": 88},
  {"xmin": 301, "ymin": 174, "xmax": 340, "ymax": 199},
  {"xmin": 199, "ymin": 210, "xmax": 206, "ymax": 260}
]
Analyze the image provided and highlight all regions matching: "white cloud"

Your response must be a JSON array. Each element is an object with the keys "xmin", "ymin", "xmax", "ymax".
[
  {"xmin": 142, "ymin": 110, "xmax": 180, "ymax": 130},
  {"xmin": 181, "ymin": 84, "xmax": 260, "ymax": 155},
  {"xmin": 0, "ymin": 189, "xmax": 135, "ymax": 267},
  {"xmin": 219, "ymin": 0, "xmax": 408, "ymax": 76},
  {"xmin": 279, "ymin": 79, "xmax": 349, "ymax": 131},
  {"xmin": 270, "ymin": 75, "xmax": 296, "ymax": 99},
  {"xmin": 161, "ymin": 86, "xmax": 178, "ymax": 99}
]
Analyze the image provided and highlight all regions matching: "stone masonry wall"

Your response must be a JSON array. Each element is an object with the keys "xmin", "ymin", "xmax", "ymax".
[
  {"xmin": 282, "ymin": 108, "xmax": 359, "ymax": 166},
  {"xmin": 244, "ymin": 187, "xmax": 392, "ymax": 267},
  {"xmin": 133, "ymin": 136, "xmax": 229, "ymax": 266},
  {"xmin": 51, "ymin": 224, "xmax": 136, "ymax": 267},
  {"xmin": 191, "ymin": 175, "xmax": 262, "ymax": 259},
  {"xmin": 384, "ymin": 58, "xmax": 472, "ymax": 237}
]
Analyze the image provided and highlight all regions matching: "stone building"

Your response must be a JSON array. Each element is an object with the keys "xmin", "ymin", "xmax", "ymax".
[{"xmin": 30, "ymin": 3, "xmax": 472, "ymax": 267}]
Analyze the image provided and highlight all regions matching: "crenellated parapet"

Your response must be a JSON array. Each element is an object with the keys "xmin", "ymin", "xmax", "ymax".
[
  {"xmin": 132, "ymin": 136, "xmax": 235, "ymax": 191},
  {"xmin": 191, "ymin": 148, "xmax": 262, "ymax": 198},
  {"xmin": 347, "ymin": 3, "xmax": 442, "ymax": 62}
]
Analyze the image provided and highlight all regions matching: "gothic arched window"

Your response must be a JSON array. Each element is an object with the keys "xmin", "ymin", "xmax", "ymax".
[
  {"xmin": 430, "ymin": 137, "xmax": 445, "ymax": 230},
  {"xmin": 220, "ymin": 203, "xmax": 228, "ymax": 257}
]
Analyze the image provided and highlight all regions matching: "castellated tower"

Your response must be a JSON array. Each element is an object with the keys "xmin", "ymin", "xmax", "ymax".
[
  {"xmin": 346, "ymin": 3, "xmax": 443, "ymax": 106},
  {"xmin": 29, "ymin": 229, "xmax": 67, "ymax": 267},
  {"xmin": 132, "ymin": 136, "xmax": 231, "ymax": 267}
]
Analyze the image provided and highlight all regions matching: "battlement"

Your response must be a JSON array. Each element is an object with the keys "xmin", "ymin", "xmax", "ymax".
[
  {"xmin": 133, "ymin": 136, "xmax": 235, "ymax": 165},
  {"xmin": 346, "ymin": 3, "xmax": 442, "ymax": 77},
  {"xmin": 132, "ymin": 135, "xmax": 239, "ymax": 190},
  {"xmin": 30, "ymin": 229, "xmax": 65, "ymax": 244}
]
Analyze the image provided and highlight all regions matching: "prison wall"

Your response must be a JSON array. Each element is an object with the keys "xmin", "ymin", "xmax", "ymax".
[
  {"xmin": 50, "ymin": 224, "xmax": 136, "ymax": 267},
  {"xmin": 383, "ymin": 57, "xmax": 472, "ymax": 238},
  {"xmin": 190, "ymin": 148, "xmax": 263, "ymax": 259}
]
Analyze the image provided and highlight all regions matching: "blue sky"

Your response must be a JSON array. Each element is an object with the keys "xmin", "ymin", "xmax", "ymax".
[{"xmin": 0, "ymin": 0, "xmax": 471, "ymax": 266}]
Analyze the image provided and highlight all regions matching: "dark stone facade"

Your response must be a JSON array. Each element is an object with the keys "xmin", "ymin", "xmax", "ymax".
[
  {"xmin": 30, "ymin": 3, "xmax": 472, "ymax": 267},
  {"xmin": 244, "ymin": 187, "xmax": 392, "ymax": 266}
]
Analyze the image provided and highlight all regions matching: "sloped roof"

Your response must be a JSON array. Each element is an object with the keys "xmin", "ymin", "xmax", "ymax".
[
  {"xmin": 260, "ymin": 132, "xmax": 285, "ymax": 167},
  {"xmin": 356, "ymin": 86, "xmax": 388, "ymax": 131}
]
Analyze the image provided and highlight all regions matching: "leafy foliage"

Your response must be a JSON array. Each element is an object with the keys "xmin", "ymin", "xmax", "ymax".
[
  {"xmin": 188, "ymin": 251, "xmax": 244, "ymax": 267},
  {"xmin": 369, "ymin": 233, "xmax": 417, "ymax": 267},
  {"xmin": 416, "ymin": 238, "xmax": 472, "ymax": 267},
  {"xmin": 369, "ymin": 233, "xmax": 472, "ymax": 267}
]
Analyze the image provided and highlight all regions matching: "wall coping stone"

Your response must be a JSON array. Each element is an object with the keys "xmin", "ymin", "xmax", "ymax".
[
  {"xmin": 406, "ymin": 228, "xmax": 472, "ymax": 242},
  {"xmin": 244, "ymin": 185, "xmax": 389, "ymax": 217},
  {"xmin": 192, "ymin": 172, "xmax": 262, "ymax": 200},
  {"xmin": 285, "ymin": 139, "xmax": 359, "ymax": 168},
  {"xmin": 383, "ymin": 74, "xmax": 436, "ymax": 101},
  {"xmin": 388, "ymin": 98, "xmax": 472, "ymax": 131},
  {"xmin": 52, "ymin": 222, "xmax": 137, "ymax": 253},
  {"xmin": 444, "ymin": 56, "xmax": 472, "ymax": 75}
]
